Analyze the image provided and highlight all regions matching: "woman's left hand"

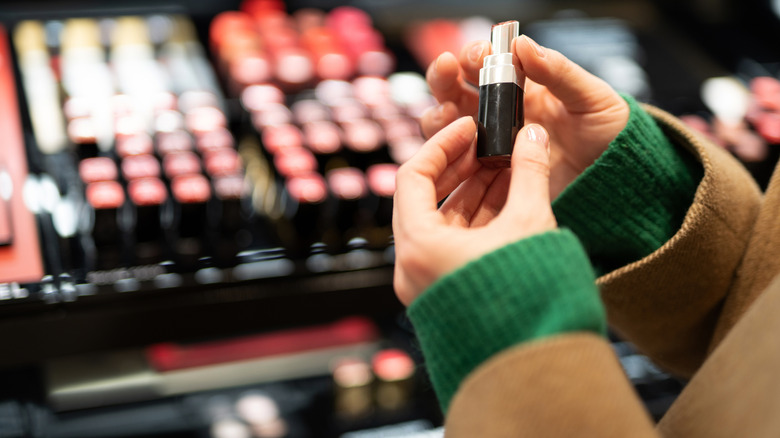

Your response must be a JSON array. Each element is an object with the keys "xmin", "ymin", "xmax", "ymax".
[{"xmin": 392, "ymin": 116, "xmax": 557, "ymax": 306}]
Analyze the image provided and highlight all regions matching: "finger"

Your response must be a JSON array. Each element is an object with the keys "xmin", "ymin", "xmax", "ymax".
[
  {"xmin": 503, "ymin": 124, "xmax": 552, "ymax": 218},
  {"xmin": 425, "ymin": 51, "xmax": 480, "ymax": 115},
  {"xmin": 420, "ymin": 101, "xmax": 460, "ymax": 139},
  {"xmin": 395, "ymin": 116, "xmax": 479, "ymax": 218},
  {"xmin": 468, "ymin": 168, "xmax": 512, "ymax": 227},
  {"xmin": 439, "ymin": 166, "xmax": 503, "ymax": 226},
  {"xmin": 425, "ymin": 51, "xmax": 463, "ymax": 104},
  {"xmin": 515, "ymin": 35, "xmax": 618, "ymax": 113},
  {"xmin": 458, "ymin": 40, "xmax": 490, "ymax": 85}
]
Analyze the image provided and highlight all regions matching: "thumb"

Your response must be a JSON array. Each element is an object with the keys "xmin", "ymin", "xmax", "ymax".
[{"xmin": 504, "ymin": 124, "xmax": 552, "ymax": 215}]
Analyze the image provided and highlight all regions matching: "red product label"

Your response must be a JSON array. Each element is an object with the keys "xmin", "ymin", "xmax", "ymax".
[{"xmin": 147, "ymin": 317, "xmax": 379, "ymax": 372}]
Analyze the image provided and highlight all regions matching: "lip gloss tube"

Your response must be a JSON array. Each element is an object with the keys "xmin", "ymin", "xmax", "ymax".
[{"xmin": 476, "ymin": 21, "xmax": 524, "ymax": 167}]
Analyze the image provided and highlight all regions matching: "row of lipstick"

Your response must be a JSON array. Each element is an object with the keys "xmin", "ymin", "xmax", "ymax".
[
  {"xmin": 235, "ymin": 74, "xmax": 434, "ymax": 255},
  {"xmin": 14, "ymin": 15, "xmax": 225, "ymax": 158},
  {"xmin": 210, "ymin": 0, "xmax": 396, "ymax": 95},
  {"xmin": 209, "ymin": 2, "xmax": 434, "ymax": 257},
  {"xmin": 8, "ymin": 4, "xmax": 437, "ymax": 281}
]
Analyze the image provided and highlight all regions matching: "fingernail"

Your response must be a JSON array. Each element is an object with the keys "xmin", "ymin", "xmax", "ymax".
[
  {"xmin": 526, "ymin": 124, "xmax": 549, "ymax": 153},
  {"xmin": 468, "ymin": 43, "xmax": 485, "ymax": 63},
  {"xmin": 434, "ymin": 52, "xmax": 452, "ymax": 73},
  {"xmin": 523, "ymin": 35, "xmax": 545, "ymax": 58}
]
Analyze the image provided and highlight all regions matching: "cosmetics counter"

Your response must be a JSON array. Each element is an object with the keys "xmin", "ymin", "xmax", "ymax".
[{"xmin": 0, "ymin": 0, "xmax": 778, "ymax": 436}]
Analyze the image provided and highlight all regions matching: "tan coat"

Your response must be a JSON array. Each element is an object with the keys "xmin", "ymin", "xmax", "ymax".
[{"xmin": 444, "ymin": 105, "xmax": 780, "ymax": 437}]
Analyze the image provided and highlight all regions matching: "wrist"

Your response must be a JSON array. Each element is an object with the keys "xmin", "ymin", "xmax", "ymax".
[
  {"xmin": 407, "ymin": 229, "xmax": 605, "ymax": 412},
  {"xmin": 552, "ymin": 94, "xmax": 704, "ymax": 275}
]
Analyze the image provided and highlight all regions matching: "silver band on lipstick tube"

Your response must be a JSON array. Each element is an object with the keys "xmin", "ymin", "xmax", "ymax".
[{"xmin": 478, "ymin": 21, "xmax": 524, "ymax": 87}]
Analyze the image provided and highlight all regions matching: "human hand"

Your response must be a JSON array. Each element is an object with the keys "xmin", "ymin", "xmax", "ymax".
[
  {"xmin": 421, "ymin": 34, "xmax": 629, "ymax": 198},
  {"xmin": 392, "ymin": 116, "xmax": 557, "ymax": 306}
]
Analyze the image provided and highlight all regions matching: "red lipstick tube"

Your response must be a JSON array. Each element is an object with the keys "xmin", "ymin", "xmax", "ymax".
[
  {"xmin": 283, "ymin": 172, "xmax": 328, "ymax": 256},
  {"xmin": 171, "ymin": 173, "xmax": 212, "ymax": 267},
  {"xmin": 212, "ymin": 173, "xmax": 249, "ymax": 265},
  {"xmin": 128, "ymin": 177, "xmax": 168, "ymax": 264},
  {"xmin": 85, "ymin": 180, "xmax": 126, "ymax": 270},
  {"xmin": 366, "ymin": 163, "xmax": 397, "ymax": 229},
  {"xmin": 325, "ymin": 167, "xmax": 369, "ymax": 247}
]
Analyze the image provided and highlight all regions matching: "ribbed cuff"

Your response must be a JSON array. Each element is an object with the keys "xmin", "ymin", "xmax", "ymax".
[
  {"xmin": 552, "ymin": 95, "xmax": 703, "ymax": 275},
  {"xmin": 407, "ymin": 229, "xmax": 605, "ymax": 412}
]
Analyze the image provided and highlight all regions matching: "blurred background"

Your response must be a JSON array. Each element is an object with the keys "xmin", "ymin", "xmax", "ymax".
[{"xmin": 0, "ymin": 0, "xmax": 778, "ymax": 437}]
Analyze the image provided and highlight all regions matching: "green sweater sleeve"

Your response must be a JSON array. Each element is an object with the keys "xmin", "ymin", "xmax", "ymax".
[
  {"xmin": 407, "ymin": 96, "xmax": 703, "ymax": 413},
  {"xmin": 553, "ymin": 95, "xmax": 704, "ymax": 275},
  {"xmin": 408, "ymin": 229, "xmax": 605, "ymax": 412}
]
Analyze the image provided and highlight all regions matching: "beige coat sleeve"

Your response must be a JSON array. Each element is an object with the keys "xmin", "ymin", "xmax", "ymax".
[
  {"xmin": 446, "ymin": 334, "xmax": 660, "ymax": 437},
  {"xmin": 710, "ymin": 149, "xmax": 780, "ymax": 347},
  {"xmin": 657, "ymin": 277, "xmax": 780, "ymax": 437},
  {"xmin": 444, "ymin": 106, "xmax": 780, "ymax": 436},
  {"xmin": 597, "ymin": 105, "xmax": 762, "ymax": 377}
]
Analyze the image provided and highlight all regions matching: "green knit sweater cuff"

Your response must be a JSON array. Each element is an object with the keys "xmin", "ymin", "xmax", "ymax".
[
  {"xmin": 552, "ymin": 95, "xmax": 703, "ymax": 275},
  {"xmin": 407, "ymin": 229, "xmax": 606, "ymax": 412}
]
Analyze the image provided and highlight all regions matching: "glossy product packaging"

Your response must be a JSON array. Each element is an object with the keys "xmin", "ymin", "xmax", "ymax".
[{"xmin": 477, "ymin": 21, "xmax": 525, "ymax": 167}]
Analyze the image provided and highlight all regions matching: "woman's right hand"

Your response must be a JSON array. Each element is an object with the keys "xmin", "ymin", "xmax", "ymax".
[{"xmin": 421, "ymin": 34, "xmax": 630, "ymax": 198}]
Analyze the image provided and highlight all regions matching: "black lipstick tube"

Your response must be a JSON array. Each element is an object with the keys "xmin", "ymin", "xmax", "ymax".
[{"xmin": 476, "ymin": 21, "xmax": 525, "ymax": 167}]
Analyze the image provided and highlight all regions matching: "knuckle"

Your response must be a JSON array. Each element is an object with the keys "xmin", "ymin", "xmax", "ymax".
[
  {"xmin": 515, "ymin": 152, "xmax": 550, "ymax": 177},
  {"xmin": 395, "ymin": 163, "xmax": 414, "ymax": 183}
]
